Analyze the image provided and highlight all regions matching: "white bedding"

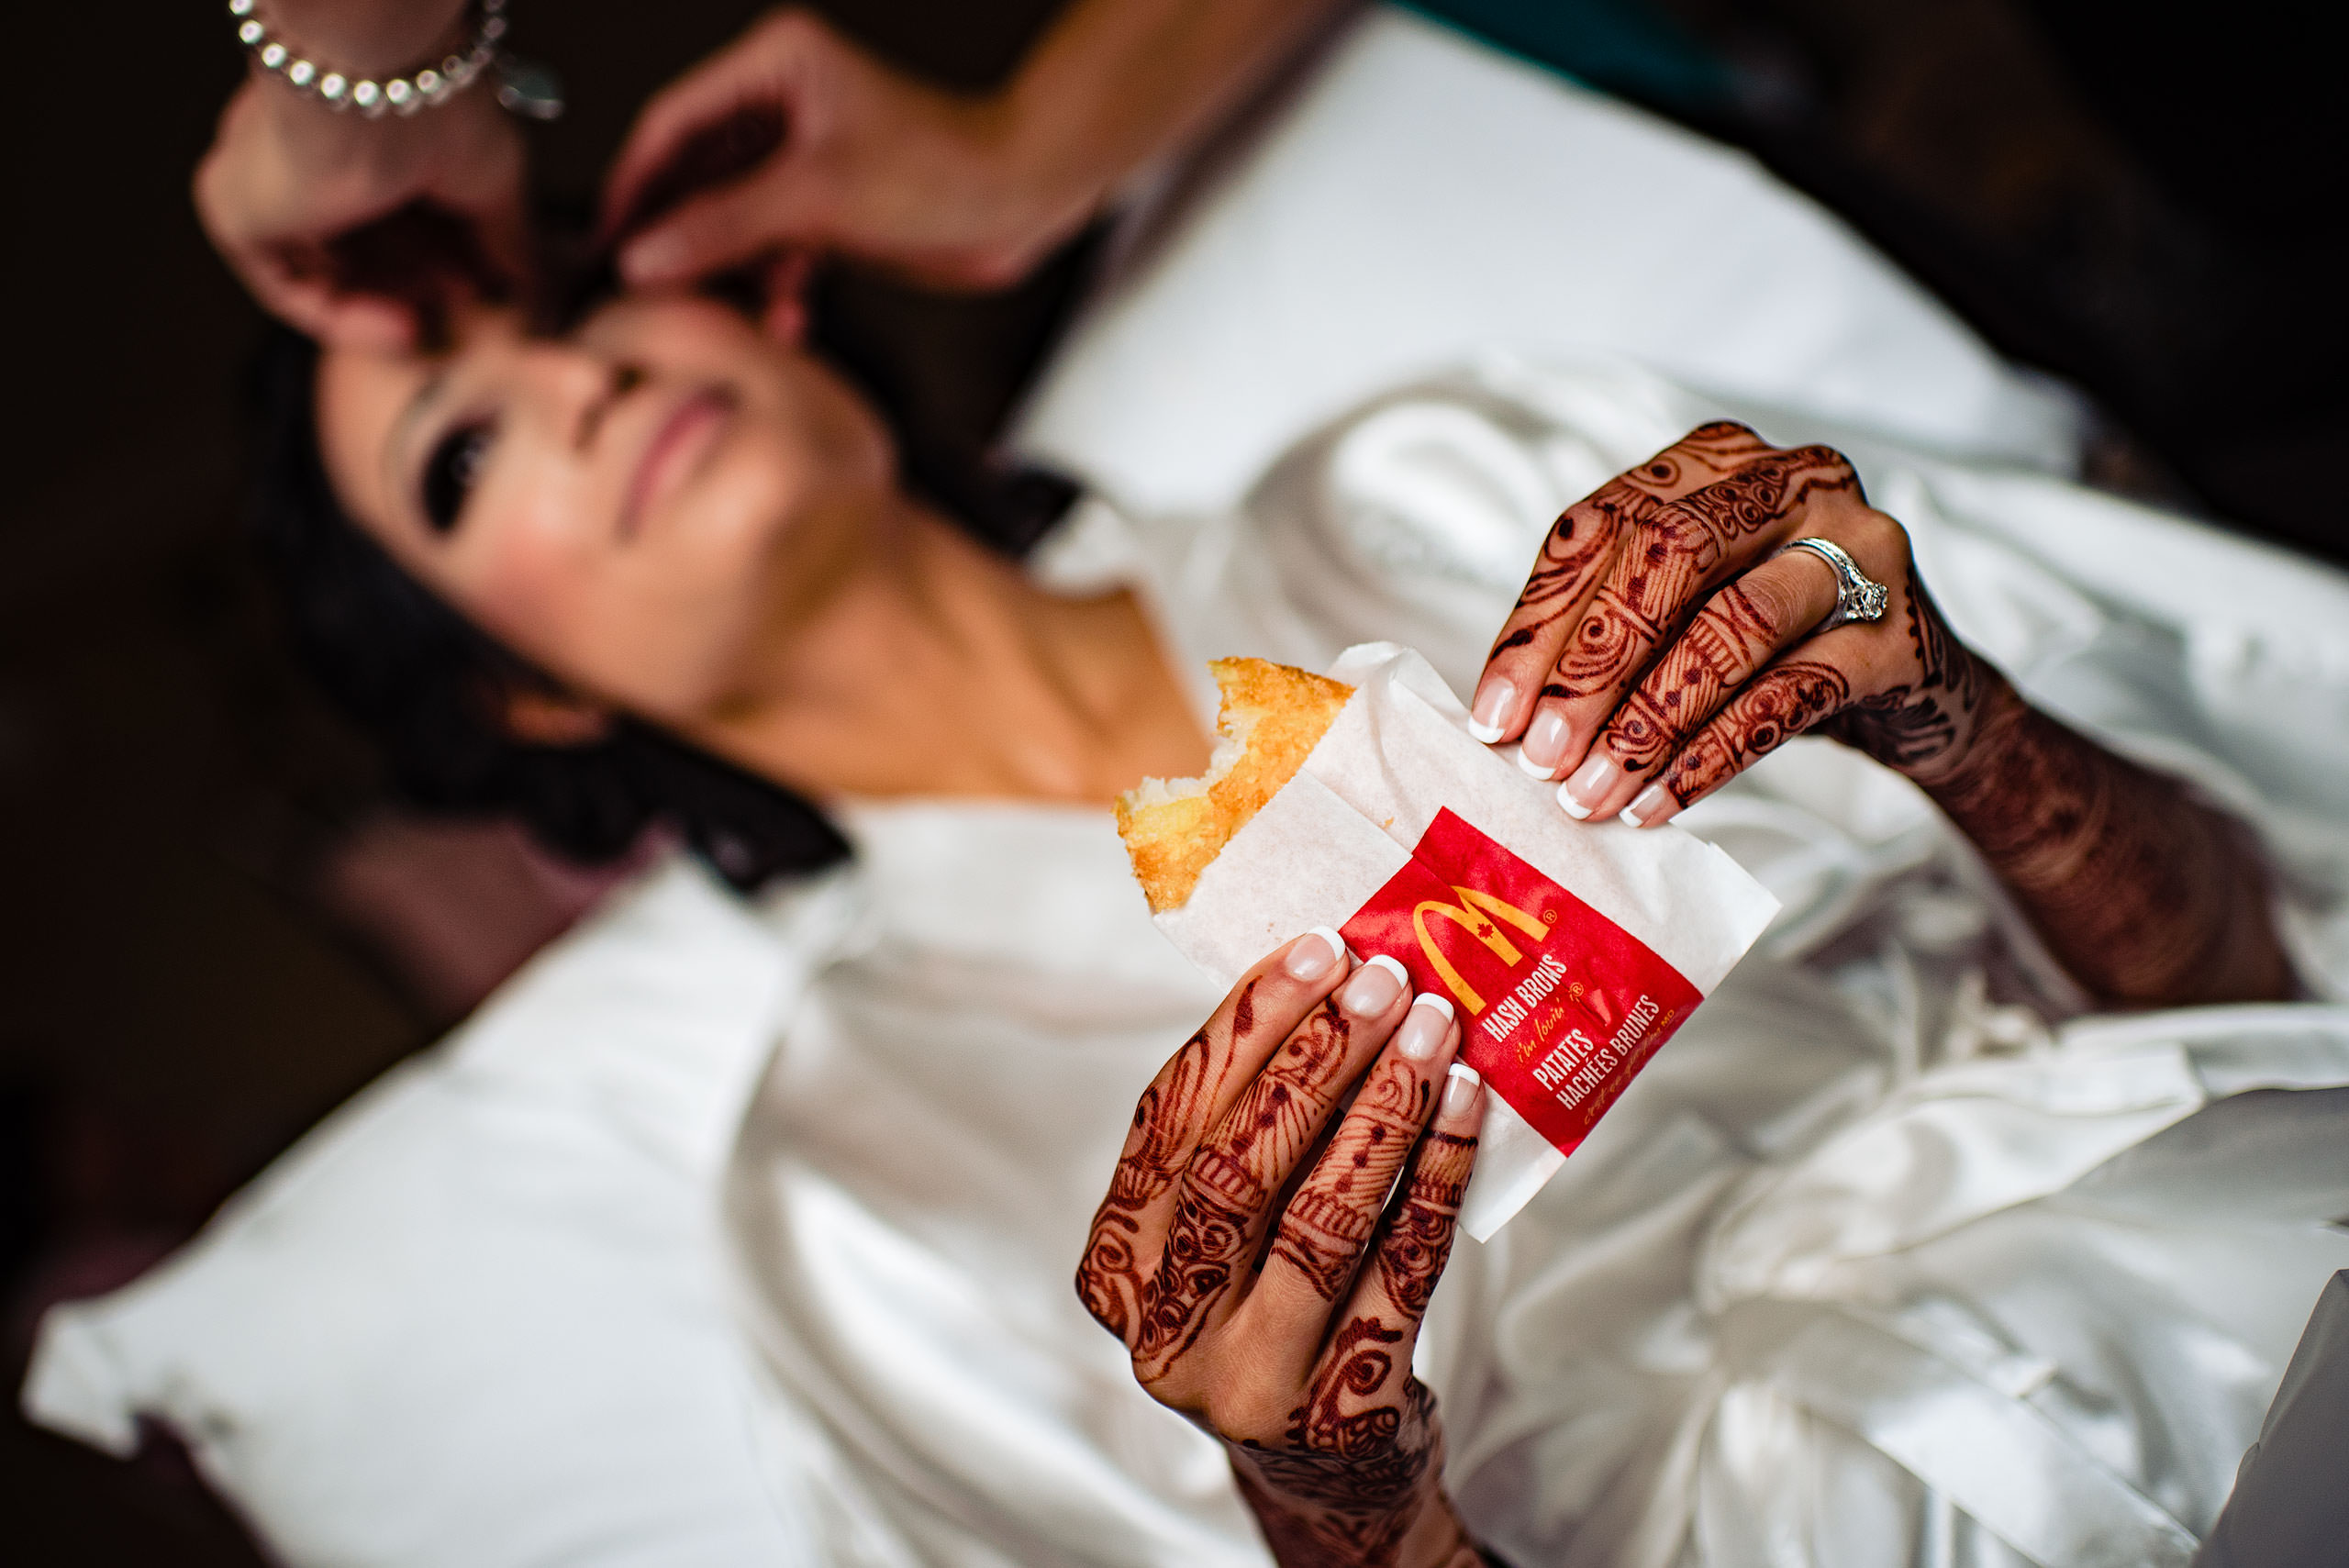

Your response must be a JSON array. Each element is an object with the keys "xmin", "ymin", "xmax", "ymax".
[
  {"xmin": 24, "ymin": 9, "xmax": 2349, "ymax": 1568},
  {"xmin": 1011, "ymin": 8, "xmax": 2081, "ymax": 512}
]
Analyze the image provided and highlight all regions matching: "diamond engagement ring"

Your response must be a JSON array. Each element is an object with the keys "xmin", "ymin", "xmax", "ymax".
[{"xmin": 1779, "ymin": 537, "xmax": 1889, "ymax": 632}]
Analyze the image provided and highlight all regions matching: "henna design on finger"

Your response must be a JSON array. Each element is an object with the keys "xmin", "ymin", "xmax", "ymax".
[
  {"xmin": 1512, "ymin": 485, "xmax": 1639, "ymax": 618},
  {"xmin": 1481, "ymin": 427, "xmax": 1783, "ymax": 712},
  {"xmin": 1608, "ymin": 421, "xmax": 1779, "ymax": 509},
  {"xmin": 1670, "ymin": 445, "xmax": 1858, "ymax": 544},
  {"xmin": 1483, "ymin": 483, "xmax": 1638, "ymax": 663},
  {"xmin": 1267, "ymin": 1057, "xmax": 1432, "ymax": 1301},
  {"xmin": 1482, "ymin": 424, "xmax": 1769, "ymax": 652},
  {"xmin": 1133, "ymin": 1004, "xmax": 1358, "ymax": 1375},
  {"xmin": 1083, "ymin": 969, "xmax": 1341, "ymax": 1346},
  {"xmin": 1668, "ymin": 420, "xmax": 1777, "ymax": 471},
  {"xmin": 1553, "ymin": 578, "xmax": 1671, "ymax": 698},
  {"xmin": 1544, "ymin": 445, "xmax": 1861, "ymax": 716},
  {"xmin": 1598, "ymin": 581, "xmax": 1781, "ymax": 773},
  {"xmin": 1076, "ymin": 1213, "xmax": 1148, "ymax": 1341},
  {"xmin": 1371, "ymin": 1130, "xmax": 1475, "ymax": 1319},
  {"xmin": 1271, "ymin": 1187, "xmax": 1381, "ymax": 1303},
  {"xmin": 1128, "ymin": 1260, "xmax": 1237, "ymax": 1373},
  {"xmin": 1137, "ymin": 1162, "xmax": 1261, "ymax": 1374},
  {"xmin": 1079, "ymin": 1022, "xmax": 1236, "ymax": 1340},
  {"xmin": 1662, "ymin": 659, "xmax": 1853, "ymax": 805}
]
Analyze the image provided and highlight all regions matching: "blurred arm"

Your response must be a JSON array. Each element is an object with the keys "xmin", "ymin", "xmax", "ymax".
[
  {"xmin": 997, "ymin": 0, "xmax": 1356, "ymax": 217},
  {"xmin": 609, "ymin": 0, "xmax": 1356, "ymax": 294},
  {"xmin": 193, "ymin": 0, "xmax": 524, "ymax": 349}
]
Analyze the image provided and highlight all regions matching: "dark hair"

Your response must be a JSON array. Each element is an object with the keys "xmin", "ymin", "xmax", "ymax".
[{"xmin": 248, "ymin": 323, "xmax": 851, "ymax": 891}]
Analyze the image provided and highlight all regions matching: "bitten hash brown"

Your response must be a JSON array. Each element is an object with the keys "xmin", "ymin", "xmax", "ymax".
[{"xmin": 1115, "ymin": 657, "xmax": 1354, "ymax": 912}]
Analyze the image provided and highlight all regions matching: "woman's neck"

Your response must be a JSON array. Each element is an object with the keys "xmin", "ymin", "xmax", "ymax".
[{"xmin": 685, "ymin": 495, "xmax": 1209, "ymax": 806}]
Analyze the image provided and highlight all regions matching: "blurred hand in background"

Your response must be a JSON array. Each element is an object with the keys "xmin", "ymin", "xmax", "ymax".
[
  {"xmin": 193, "ymin": 0, "xmax": 1344, "ymax": 350},
  {"xmin": 603, "ymin": 9, "xmax": 1046, "ymax": 305},
  {"xmin": 194, "ymin": 6, "xmax": 528, "ymax": 351},
  {"xmin": 604, "ymin": 0, "xmax": 1349, "ymax": 328}
]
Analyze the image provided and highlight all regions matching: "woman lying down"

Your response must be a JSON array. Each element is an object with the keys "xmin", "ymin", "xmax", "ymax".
[{"xmin": 256, "ymin": 265, "xmax": 2349, "ymax": 1566}]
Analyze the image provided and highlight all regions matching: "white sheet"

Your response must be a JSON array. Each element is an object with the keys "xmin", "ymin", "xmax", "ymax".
[{"xmin": 1012, "ymin": 7, "xmax": 2082, "ymax": 517}]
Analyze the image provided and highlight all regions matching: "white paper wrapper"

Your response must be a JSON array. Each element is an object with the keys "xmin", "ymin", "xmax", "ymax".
[{"xmin": 1156, "ymin": 642, "xmax": 1780, "ymax": 1239}]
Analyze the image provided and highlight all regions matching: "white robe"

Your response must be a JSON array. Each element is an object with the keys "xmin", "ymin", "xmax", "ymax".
[{"xmin": 719, "ymin": 358, "xmax": 2349, "ymax": 1568}]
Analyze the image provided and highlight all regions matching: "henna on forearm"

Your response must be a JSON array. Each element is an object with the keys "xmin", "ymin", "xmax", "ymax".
[
  {"xmin": 1919, "ymin": 680, "xmax": 2293, "ymax": 1006},
  {"xmin": 1231, "ymin": 1438, "xmax": 1486, "ymax": 1568},
  {"xmin": 1229, "ymin": 1385, "xmax": 1486, "ymax": 1568},
  {"xmin": 1222, "ymin": 1126, "xmax": 1486, "ymax": 1568}
]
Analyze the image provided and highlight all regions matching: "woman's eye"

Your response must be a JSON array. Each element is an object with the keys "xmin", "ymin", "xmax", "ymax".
[{"xmin": 420, "ymin": 419, "xmax": 497, "ymax": 535}]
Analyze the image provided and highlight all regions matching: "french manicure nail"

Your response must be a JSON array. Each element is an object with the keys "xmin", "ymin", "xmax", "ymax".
[
  {"xmin": 1518, "ymin": 708, "xmax": 1572, "ymax": 778},
  {"xmin": 1340, "ymin": 954, "xmax": 1408, "ymax": 1017},
  {"xmin": 1562, "ymin": 751, "xmax": 1621, "ymax": 815},
  {"xmin": 1396, "ymin": 993, "xmax": 1454, "ymax": 1061},
  {"xmin": 1467, "ymin": 678, "xmax": 1514, "ymax": 744},
  {"xmin": 1442, "ymin": 1062, "xmax": 1484, "ymax": 1118},
  {"xmin": 618, "ymin": 233, "xmax": 680, "ymax": 283},
  {"xmin": 1285, "ymin": 926, "xmax": 1348, "ymax": 981},
  {"xmin": 1621, "ymin": 783, "xmax": 1677, "ymax": 828}
]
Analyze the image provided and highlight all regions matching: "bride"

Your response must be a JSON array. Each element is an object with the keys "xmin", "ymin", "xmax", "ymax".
[
  {"xmin": 188, "ymin": 1, "xmax": 2342, "ymax": 1562},
  {"xmin": 255, "ymin": 264, "xmax": 2313, "ymax": 1563}
]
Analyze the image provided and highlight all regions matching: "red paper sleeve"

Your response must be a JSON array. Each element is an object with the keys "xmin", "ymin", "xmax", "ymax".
[{"xmin": 1340, "ymin": 807, "xmax": 1701, "ymax": 1157}]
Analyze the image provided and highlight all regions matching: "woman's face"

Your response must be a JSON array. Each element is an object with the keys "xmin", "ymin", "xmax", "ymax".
[{"xmin": 315, "ymin": 295, "xmax": 894, "ymax": 725}]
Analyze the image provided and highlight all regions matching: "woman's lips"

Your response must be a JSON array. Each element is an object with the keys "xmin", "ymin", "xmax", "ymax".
[{"xmin": 619, "ymin": 386, "xmax": 734, "ymax": 540}]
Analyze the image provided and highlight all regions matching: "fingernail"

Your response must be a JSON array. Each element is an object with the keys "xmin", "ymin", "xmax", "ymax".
[
  {"xmin": 1285, "ymin": 927, "xmax": 1348, "ymax": 981},
  {"xmin": 1339, "ymin": 954, "xmax": 1408, "ymax": 1017},
  {"xmin": 1396, "ymin": 994, "xmax": 1454, "ymax": 1061},
  {"xmin": 1561, "ymin": 751, "xmax": 1621, "ymax": 817},
  {"xmin": 1517, "ymin": 707, "xmax": 1572, "ymax": 778},
  {"xmin": 1442, "ymin": 1062, "xmax": 1484, "ymax": 1118},
  {"xmin": 1467, "ymin": 678, "xmax": 1514, "ymax": 744},
  {"xmin": 619, "ymin": 233, "xmax": 681, "ymax": 284},
  {"xmin": 1621, "ymin": 783, "xmax": 1677, "ymax": 828}
]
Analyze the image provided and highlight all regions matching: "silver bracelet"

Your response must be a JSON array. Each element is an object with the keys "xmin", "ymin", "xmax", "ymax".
[{"xmin": 228, "ymin": 0, "xmax": 559, "ymax": 120}]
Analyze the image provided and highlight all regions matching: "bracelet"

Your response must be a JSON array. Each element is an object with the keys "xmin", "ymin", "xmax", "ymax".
[{"xmin": 228, "ymin": 0, "xmax": 557, "ymax": 120}]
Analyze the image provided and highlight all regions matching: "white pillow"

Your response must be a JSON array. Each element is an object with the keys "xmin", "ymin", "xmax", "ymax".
[
  {"xmin": 1011, "ymin": 7, "xmax": 2081, "ymax": 517},
  {"xmin": 23, "ymin": 859, "xmax": 830, "ymax": 1567}
]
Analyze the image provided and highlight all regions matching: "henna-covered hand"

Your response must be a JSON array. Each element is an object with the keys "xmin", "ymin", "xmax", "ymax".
[
  {"xmin": 1077, "ymin": 933, "xmax": 1491, "ymax": 1568},
  {"xmin": 1470, "ymin": 422, "xmax": 1991, "ymax": 817},
  {"xmin": 1468, "ymin": 423, "xmax": 2291, "ymax": 1006}
]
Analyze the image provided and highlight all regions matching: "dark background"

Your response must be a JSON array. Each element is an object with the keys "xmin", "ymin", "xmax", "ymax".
[{"xmin": 1, "ymin": 1, "xmax": 2340, "ymax": 1559}]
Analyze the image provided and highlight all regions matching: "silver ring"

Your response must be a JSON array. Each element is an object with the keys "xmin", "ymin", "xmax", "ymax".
[{"xmin": 1778, "ymin": 537, "xmax": 1888, "ymax": 632}]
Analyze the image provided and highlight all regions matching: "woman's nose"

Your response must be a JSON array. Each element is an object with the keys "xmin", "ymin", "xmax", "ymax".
[{"xmin": 522, "ymin": 345, "xmax": 639, "ymax": 452}]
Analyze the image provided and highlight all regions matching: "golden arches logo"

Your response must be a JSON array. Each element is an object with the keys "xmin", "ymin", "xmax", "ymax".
[{"xmin": 1412, "ymin": 886, "xmax": 1550, "ymax": 1013}]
